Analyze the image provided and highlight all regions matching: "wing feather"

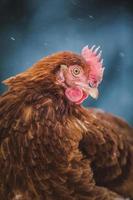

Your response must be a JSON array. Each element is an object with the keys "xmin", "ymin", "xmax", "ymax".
[{"xmin": 79, "ymin": 108, "xmax": 133, "ymax": 197}]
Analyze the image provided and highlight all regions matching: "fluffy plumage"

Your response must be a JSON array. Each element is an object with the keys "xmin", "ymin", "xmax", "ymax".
[{"xmin": 0, "ymin": 49, "xmax": 133, "ymax": 200}]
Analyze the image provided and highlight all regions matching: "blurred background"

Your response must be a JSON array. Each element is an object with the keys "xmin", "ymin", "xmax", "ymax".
[{"xmin": 0, "ymin": 0, "xmax": 133, "ymax": 125}]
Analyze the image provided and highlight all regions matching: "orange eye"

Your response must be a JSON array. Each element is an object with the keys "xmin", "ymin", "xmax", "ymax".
[{"xmin": 71, "ymin": 66, "xmax": 81, "ymax": 77}]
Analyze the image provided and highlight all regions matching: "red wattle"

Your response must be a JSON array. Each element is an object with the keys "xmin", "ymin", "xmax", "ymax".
[{"xmin": 65, "ymin": 87, "xmax": 88, "ymax": 104}]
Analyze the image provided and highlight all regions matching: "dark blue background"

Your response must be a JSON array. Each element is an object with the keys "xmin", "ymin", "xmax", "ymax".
[{"xmin": 0, "ymin": 0, "xmax": 133, "ymax": 125}]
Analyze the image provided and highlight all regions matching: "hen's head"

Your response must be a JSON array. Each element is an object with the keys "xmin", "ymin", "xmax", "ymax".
[
  {"xmin": 56, "ymin": 45, "xmax": 104, "ymax": 104},
  {"xmin": 4, "ymin": 45, "xmax": 104, "ymax": 105}
]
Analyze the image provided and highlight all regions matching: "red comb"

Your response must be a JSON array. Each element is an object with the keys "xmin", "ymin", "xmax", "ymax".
[{"xmin": 81, "ymin": 45, "xmax": 104, "ymax": 84}]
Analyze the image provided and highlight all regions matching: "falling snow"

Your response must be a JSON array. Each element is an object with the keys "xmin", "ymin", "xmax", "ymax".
[
  {"xmin": 10, "ymin": 37, "xmax": 15, "ymax": 41},
  {"xmin": 119, "ymin": 52, "xmax": 125, "ymax": 57},
  {"xmin": 89, "ymin": 15, "xmax": 94, "ymax": 19}
]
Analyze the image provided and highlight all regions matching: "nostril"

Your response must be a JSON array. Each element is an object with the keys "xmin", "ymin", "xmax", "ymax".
[{"xmin": 89, "ymin": 82, "xmax": 96, "ymax": 88}]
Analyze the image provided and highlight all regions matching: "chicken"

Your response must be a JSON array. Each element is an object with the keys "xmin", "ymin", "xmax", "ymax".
[{"xmin": 0, "ymin": 45, "xmax": 133, "ymax": 200}]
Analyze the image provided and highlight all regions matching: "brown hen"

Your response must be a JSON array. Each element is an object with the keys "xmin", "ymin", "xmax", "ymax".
[{"xmin": 0, "ymin": 47, "xmax": 133, "ymax": 200}]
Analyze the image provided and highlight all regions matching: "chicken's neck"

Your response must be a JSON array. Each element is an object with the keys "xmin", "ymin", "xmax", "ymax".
[
  {"xmin": 38, "ymin": 83, "xmax": 82, "ymax": 120},
  {"xmin": 15, "ymin": 79, "xmax": 84, "ymax": 121}
]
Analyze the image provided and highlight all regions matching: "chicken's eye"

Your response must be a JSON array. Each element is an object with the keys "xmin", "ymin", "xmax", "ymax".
[{"xmin": 71, "ymin": 66, "xmax": 81, "ymax": 77}]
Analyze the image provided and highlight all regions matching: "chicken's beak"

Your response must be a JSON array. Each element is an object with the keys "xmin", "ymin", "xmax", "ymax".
[
  {"xmin": 87, "ymin": 87, "xmax": 99, "ymax": 99},
  {"xmin": 75, "ymin": 82, "xmax": 99, "ymax": 99}
]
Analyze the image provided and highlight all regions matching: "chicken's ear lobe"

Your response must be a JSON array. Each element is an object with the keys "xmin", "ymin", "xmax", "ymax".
[
  {"xmin": 56, "ymin": 65, "xmax": 67, "ymax": 84},
  {"xmin": 60, "ymin": 64, "xmax": 68, "ymax": 71}
]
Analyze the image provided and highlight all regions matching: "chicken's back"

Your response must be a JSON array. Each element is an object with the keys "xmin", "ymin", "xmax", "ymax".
[{"xmin": 79, "ymin": 107, "xmax": 133, "ymax": 198}]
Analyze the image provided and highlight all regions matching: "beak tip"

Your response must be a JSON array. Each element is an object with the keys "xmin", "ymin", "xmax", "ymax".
[{"xmin": 89, "ymin": 88, "xmax": 99, "ymax": 99}]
